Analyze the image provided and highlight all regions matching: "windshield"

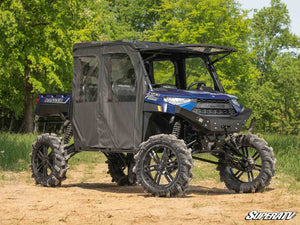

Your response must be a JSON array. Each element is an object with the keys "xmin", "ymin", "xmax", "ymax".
[
  {"xmin": 144, "ymin": 56, "xmax": 216, "ymax": 91},
  {"xmin": 185, "ymin": 57, "xmax": 214, "ymax": 90}
]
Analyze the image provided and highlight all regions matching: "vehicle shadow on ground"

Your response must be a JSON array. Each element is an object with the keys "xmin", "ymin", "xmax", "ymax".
[
  {"xmin": 60, "ymin": 182, "xmax": 274, "ymax": 196},
  {"xmin": 62, "ymin": 182, "xmax": 145, "ymax": 194},
  {"xmin": 188, "ymin": 186, "xmax": 274, "ymax": 195},
  {"xmin": 187, "ymin": 185, "xmax": 234, "ymax": 195}
]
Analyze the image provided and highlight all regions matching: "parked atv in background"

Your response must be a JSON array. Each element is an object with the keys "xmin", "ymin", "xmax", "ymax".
[{"xmin": 31, "ymin": 40, "xmax": 276, "ymax": 197}]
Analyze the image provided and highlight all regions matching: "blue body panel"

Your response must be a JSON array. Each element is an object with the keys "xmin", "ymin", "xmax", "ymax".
[
  {"xmin": 179, "ymin": 102, "xmax": 197, "ymax": 111},
  {"xmin": 36, "ymin": 89, "xmax": 244, "ymax": 115},
  {"xmin": 144, "ymin": 89, "xmax": 244, "ymax": 114}
]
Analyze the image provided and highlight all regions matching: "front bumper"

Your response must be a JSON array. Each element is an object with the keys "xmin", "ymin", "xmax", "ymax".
[{"xmin": 175, "ymin": 106, "xmax": 252, "ymax": 134}]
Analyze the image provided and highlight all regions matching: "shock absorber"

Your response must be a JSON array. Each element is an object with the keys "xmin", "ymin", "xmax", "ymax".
[
  {"xmin": 63, "ymin": 120, "xmax": 73, "ymax": 145},
  {"xmin": 172, "ymin": 121, "xmax": 182, "ymax": 138}
]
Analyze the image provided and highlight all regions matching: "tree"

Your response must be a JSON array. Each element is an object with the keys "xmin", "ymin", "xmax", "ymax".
[
  {"xmin": 108, "ymin": 0, "xmax": 162, "ymax": 34},
  {"xmin": 270, "ymin": 53, "xmax": 300, "ymax": 134},
  {"xmin": 250, "ymin": 0, "xmax": 299, "ymax": 79},
  {"xmin": 0, "ymin": 0, "xmax": 135, "ymax": 133},
  {"xmin": 247, "ymin": 0, "xmax": 300, "ymax": 133},
  {"xmin": 144, "ymin": 0, "xmax": 256, "ymax": 98}
]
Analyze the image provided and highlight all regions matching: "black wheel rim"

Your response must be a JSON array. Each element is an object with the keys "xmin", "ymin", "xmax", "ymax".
[
  {"xmin": 34, "ymin": 144, "xmax": 55, "ymax": 177},
  {"xmin": 229, "ymin": 146, "xmax": 262, "ymax": 183},
  {"xmin": 142, "ymin": 144, "xmax": 179, "ymax": 188}
]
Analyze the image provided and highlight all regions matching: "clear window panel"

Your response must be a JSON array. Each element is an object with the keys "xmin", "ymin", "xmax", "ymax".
[
  {"xmin": 78, "ymin": 57, "xmax": 99, "ymax": 102},
  {"xmin": 186, "ymin": 57, "xmax": 214, "ymax": 90},
  {"xmin": 109, "ymin": 54, "xmax": 136, "ymax": 102}
]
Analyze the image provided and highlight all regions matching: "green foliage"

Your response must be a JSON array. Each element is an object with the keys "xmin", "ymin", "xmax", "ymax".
[
  {"xmin": 250, "ymin": 0, "xmax": 300, "ymax": 76},
  {"xmin": 269, "ymin": 54, "xmax": 300, "ymax": 133},
  {"xmin": 144, "ymin": 0, "xmax": 255, "ymax": 97},
  {"xmin": 145, "ymin": 0, "xmax": 250, "ymax": 45},
  {"xmin": 108, "ymin": 0, "xmax": 162, "ymax": 34},
  {"xmin": 0, "ymin": 0, "xmax": 135, "ymax": 121},
  {"xmin": 246, "ymin": 0, "xmax": 300, "ymax": 134}
]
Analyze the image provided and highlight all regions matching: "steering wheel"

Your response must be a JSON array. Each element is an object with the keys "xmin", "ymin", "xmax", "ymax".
[{"xmin": 187, "ymin": 81, "xmax": 206, "ymax": 90}]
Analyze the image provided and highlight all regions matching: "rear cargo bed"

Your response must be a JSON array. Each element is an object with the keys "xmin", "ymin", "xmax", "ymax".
[{"xmin": 35, "ymin": 93, "xmax": 71, "ymax": 119}]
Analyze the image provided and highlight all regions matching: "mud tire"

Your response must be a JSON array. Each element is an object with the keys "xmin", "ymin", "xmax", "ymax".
[
  {"xmin": 134, "ymin": 134, "xmax": 193, "ymax": 197},
  {"xmin": 30, "ymin": 134, "xmax": 69, "ymax": 187},
  {"xmin": 218, "ymin": 134, "xmax": 276, "ymax": 193},
  {"xmin": 106, "ymin": 153, "xmax": 136, "ymax": 186}
]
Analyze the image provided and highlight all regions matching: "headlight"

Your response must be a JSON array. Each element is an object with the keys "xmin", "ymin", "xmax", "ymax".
[
  {"xmin": 164, "ymin": 97, "xmax": 192, "ymax": 105},
  {"xmin": 231, "ymin": 99, "xmax": 240, "ymax": 107},
  {"xmin": 231, "ymin": 99, "xmax": 244, "ymax": 112}
]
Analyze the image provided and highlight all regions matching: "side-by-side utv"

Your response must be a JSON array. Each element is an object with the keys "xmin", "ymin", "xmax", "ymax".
[{"xmin": 31, "ymin": 40, "xmax": 275, "ymax": 197}]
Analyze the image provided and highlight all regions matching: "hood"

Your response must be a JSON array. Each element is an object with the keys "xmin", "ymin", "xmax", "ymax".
[{"xmin": 150, "ymin": 89, "xmax": 237, "ymax": 100}]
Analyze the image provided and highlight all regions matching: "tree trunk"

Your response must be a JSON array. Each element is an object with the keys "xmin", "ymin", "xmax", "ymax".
[
  {"xmin": 33, "ymin": 116, "xmax": 39, "ymax": 134},
  {"xmin": 8, "ymin": 112, "xmax": 14, "ymax": 132},
  {"xmin": 1, "ymin": 117, "xmax": 4, "ymax": 131},
  {"xmin": 264, "ymin": 123, "xmax": 267, "ymax": 134},
  {"xmin": 18, "ymin": 120, "xmax": 24, "ymax": 133},
  {"xmin": 23, "ymin": 62, "xmax": 34, "ymax": 133},
  {"xmin": 248, "ymin": 117, "xmax": 256, "ymax": 134}
]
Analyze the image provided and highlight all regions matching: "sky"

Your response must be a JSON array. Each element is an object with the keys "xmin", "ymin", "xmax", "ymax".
[{"xmin": 237, "ymin": 0, "xmax": 300, "ymax": 37}]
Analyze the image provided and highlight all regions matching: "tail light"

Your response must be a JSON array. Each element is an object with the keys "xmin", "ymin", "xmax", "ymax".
[{"xmin": 36, "ymin": 97, "xmax": 40, "ymax": 105}]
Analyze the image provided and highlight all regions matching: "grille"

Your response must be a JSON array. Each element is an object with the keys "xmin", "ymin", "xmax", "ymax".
[
  {"xmin": 192, "ymin": 99, "xmax": 236, "ymax": 117},
  {"xmin": 197, "ymin": 99, "xmax": 230, "ymax": 104},
  {"xmin": 192, "ymin": 108, "xmax": 236, "ymax": 116}
]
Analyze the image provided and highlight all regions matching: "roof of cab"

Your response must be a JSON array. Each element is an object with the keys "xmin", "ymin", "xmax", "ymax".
[{"xmin": 73, "ymin": 40, "xmax": 237, "ymax": 55}]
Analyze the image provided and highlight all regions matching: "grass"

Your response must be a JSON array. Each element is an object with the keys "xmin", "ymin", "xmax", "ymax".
[
  {"xmin": 69, "ymin": 151, "xmax": 106, "ymax": 167},
  {"xmin": 0, "ymin": 132, "xmax": 299, "ymax": 189},
  {"xmin": 261, "ymin": 133, "xmax": 300, "ymax": 182},
  {"xmin": 0, "ymin": 132, "xmax": 37, "ymax": 171},
  {"xmin": 191, "ymin": 154, "xmax": 219, "ymax": 184},
  {"xmin": 260, "ymin": 133, "xmax": 300, "ymax": 191},
  {"xmin": 0, "ymin": 132, "xmax": 106, "ymax": 171}
]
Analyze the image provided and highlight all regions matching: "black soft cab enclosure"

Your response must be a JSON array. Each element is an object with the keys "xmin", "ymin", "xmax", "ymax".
[{"xmin": 72, "ymin": 41, "xmax": 148, "ymax": 151}]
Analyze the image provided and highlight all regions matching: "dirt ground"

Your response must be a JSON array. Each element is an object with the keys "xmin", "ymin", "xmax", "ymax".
[{"xmin": 0, "ymin": 163, "xmax": 299, "ymax": 225}]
